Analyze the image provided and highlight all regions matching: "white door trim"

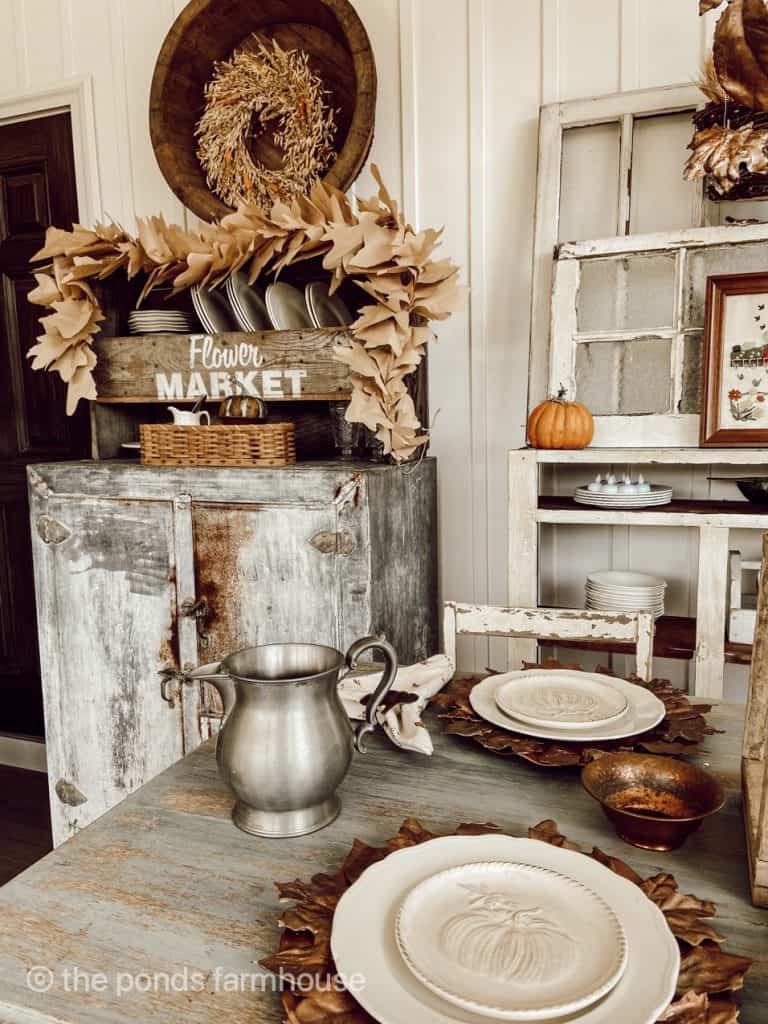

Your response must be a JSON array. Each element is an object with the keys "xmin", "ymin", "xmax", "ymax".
[
  {"xmin": 0, "ymin": 78, "xmax": 101, "ymax": 768},
  {"xmin": 0, "ymin": 76, "xmax": 103, "ymax": 225}
]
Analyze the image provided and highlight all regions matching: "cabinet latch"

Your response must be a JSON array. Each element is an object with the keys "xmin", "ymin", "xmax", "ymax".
[{"xmin": 309, "ymin": 531, "xmax": 357, "ymax": 555}]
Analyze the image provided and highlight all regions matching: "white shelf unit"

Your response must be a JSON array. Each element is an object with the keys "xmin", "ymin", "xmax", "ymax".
[{"xmin": 508, "ymin": 448, "xmax": 768, "ymax": 698}]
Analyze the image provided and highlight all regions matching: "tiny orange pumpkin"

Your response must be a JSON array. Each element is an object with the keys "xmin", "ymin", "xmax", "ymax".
[{"xmin": 527, "ymin": 388, "xmax": 594, "ymax": 450}]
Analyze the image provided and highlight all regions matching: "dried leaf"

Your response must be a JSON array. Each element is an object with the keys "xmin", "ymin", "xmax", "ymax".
[
  {"xmin": 659, "ymin": 990, "xmax": 710, "ymax": 1023},
  {"xmin": 590, "ymin": 845, "xmax": 644, "ymax": 886},
  {"xmin": 701, "ymin": 0, "xmax": 727, "ymax": 13},
  {"xmin": 713, "ymin": 0, "xmax": 768, "ymax": 110},
  {"xmin": 528, "ymin": 820, "xmax": 582, "ymax": 850},
  {"xmin": 677, "ymin": 946, "xmax": 753, "ymax": 996}
]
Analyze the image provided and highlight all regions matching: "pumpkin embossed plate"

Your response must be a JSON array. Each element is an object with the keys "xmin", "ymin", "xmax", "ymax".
[
  {"xmin": 395, "ymin": 861, "xmax": 627, "ymax": 1020},
  {"xmin": 495, "ymin": 671, "xmax": 629, "ymax": 731},
  {"xmin": 330, "ymin": 834, "xmax": 679, "ymax": 1024}
]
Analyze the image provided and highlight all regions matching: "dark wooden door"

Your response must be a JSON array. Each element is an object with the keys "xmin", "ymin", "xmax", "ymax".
[{"xmin": 0, "ymin": 113, "xmax": 89, "ymax": 738}]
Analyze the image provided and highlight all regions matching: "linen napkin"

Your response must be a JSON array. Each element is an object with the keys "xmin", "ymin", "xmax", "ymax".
[{"xmin": 339, "ymin": 654, "xmax": 454, "ymax": 755}]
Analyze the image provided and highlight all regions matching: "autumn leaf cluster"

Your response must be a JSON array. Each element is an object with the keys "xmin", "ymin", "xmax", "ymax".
[
  {"xmin": 687, "ymin": 0, "xmax": 768, "ymax": 194},
  {"xmin": 27, "ymin": 167, "xmax": 466, "ymax": 461}
]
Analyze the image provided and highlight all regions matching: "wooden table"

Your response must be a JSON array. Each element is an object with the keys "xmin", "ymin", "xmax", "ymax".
[{"xmin": 0, "ymin": 702, "xmax": 765, "ymax": 1023}]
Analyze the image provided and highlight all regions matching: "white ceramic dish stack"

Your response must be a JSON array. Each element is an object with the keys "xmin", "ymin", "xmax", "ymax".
[
  {"xmin": 331, "ymin": 833, "xmax": 680, "ymax": 1024},
  {"xmin": 574, "ymin": 484, "xmax": 673, "ymax": 509},
  {"xmin": 585, "ymin": 570, "xmax": 667, "ymax": 620},
  {"xmin": 127, "ymin": 310, "xmax": 197, "ymax": 334}
]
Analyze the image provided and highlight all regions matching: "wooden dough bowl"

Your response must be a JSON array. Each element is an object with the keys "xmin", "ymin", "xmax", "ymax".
[{"xmin": 150, "ymin": 0, "xmax": 377, "ymax": 222}]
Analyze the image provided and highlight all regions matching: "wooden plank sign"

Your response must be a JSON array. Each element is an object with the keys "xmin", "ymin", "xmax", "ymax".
[{"xmin": 92, "ymin": 329, "xmax": 354, "ymax": 403}]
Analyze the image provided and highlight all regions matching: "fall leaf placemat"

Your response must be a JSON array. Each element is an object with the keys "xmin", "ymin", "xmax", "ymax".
[
  {"xmin": 432, "ymin": 660, "xmax": 716, "ymax": 768},
  {"xmin": 259, "ymin": 818, "xmax": 752, "ymax": 1024}
]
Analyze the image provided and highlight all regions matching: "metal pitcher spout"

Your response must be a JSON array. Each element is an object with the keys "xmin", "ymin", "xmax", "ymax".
[{"xmin": 186, "ymin": 661, "xmax": 237, "ymax": 718}]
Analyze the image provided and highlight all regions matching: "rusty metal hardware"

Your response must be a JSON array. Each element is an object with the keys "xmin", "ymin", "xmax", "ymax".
[
  {"xmin": 36, "ymin": 515, "xmax": 71, "ymax": 545},
  {"xmin": 309, "ymin": 531, "xmax": 357, "ymax": 555},
  {"xmin": 159, "ymin": 668, "xmax": 185, "ymax": 708},
  {"xmin": 180, "ymin": 596, "xmax": 211, "ymax": 646}
]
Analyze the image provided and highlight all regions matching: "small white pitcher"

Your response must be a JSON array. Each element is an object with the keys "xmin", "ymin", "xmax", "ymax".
[{"xmin": 168, "ymin": 407, "xmax": 210, "ymax": 426}]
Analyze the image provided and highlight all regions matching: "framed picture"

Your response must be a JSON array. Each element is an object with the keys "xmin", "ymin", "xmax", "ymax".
[{"xmin": 701, "ymin": 271, "xmax": 768, "ymax": 447}]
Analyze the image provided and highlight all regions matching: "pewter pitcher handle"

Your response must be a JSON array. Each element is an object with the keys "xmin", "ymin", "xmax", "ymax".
[
  {"xmin": 184, "ymin": 661, "xmax": 237, "ymax": 720},
  {"xmin": 345, "ymin": 636, "xmax": 399, "ymax": 754}
]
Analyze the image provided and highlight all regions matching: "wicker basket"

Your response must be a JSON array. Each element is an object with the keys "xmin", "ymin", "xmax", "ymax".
[{"xmin": 140, "ymin": 423, "xmax": 296, "ymax": 467}]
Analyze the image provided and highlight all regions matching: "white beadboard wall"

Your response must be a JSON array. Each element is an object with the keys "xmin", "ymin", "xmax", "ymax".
[{"xmin": 0, "ymin": 0, "xmax": 746, "ymax": 689}]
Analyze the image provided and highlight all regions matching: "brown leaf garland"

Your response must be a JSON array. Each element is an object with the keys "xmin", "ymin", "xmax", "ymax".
[
  {"xmin": 27, "ymin": 167, "xmax": 466, "ymax": 463},
  {"xmin": 432, "ymin": 661, "xmax": 716, "ymax": 768},
  {"xmin": 259, "ymin": 818, "xmax": 753, "ymax": 1024}
]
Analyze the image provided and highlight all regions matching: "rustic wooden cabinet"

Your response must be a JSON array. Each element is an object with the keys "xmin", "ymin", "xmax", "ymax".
[{"xmin": 28, "ymin": 458, "xmax": 437, "ymax": 845}]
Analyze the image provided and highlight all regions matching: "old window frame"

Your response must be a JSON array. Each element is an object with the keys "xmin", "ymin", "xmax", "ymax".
[
  {"xmin": 550, "ymin": 223, "xmax": 768, "ymax": 447},
  {"xmin": 529, "ymin": 83, "xmax": 705, "ymax": 410}
]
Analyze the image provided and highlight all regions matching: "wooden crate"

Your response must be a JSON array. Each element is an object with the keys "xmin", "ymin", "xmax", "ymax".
[{"xmin": 743, "ymin": 532, "xmax": 768, "ymax": 907}]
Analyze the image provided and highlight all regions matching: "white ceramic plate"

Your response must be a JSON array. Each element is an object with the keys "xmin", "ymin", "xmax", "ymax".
[
  {"xmin": 191, "ymin": 284, "xmax": 238, "ymax": 333},
  {"xmin": 306, "ymin": 280, "xmax": 354, "ymax": 327},
  {"xmin": 331, "ymin": 834, "xmax": 679, "ymax": 1024},
  {"xmin": 587, "ymin": 571, "xmax": 666, "ymax": 589},
  {"xmin": 120, "ymin": 442, "xmax": 141, "ymax": 450},
  {"xmin": 266, "ymin": 282, "xmax": 313, "ymax": 330},
  {"xmin": 494, "ymin": 672, "xmax": 629, "ymax": 730},
  {"xmin": 470, "ymin": 670, "xmax": 666, "ymax": 742},
  {"xmin": 395, "ymin": 861, "xmax": 627, "ymax": 1020},
  {"xmin": 225, "ymin": 271, "xmax": 272, "ymax": 331}
]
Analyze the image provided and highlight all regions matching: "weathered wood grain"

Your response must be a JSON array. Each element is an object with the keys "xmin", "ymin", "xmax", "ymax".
[
  {"xmin": 444, "ymin": 602, "xmax": 655, "ymax": 680},
  {"xmin": 28, "ymin": 460, "xmax": 438, "ymax": 845},
  {"xmin": 0, "ymin": 701, "xmax": 764, "ymax": 1023},
  {"xmin": 92, "ymin": 330, "xmax": 353, "ymax": 403},
  {"xmin": 742, "ymin": 532, "xmax": 768, "ymax": 906}
]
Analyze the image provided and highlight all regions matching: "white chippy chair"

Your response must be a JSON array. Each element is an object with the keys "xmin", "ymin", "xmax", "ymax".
[{"xmin": 443, "ymin": 602, "xmax": 655, "ymax": 681}]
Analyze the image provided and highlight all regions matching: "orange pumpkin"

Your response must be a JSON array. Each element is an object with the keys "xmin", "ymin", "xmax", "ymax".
[{"xmin": 527, "ymin": 390, "xmax": 594, "ymax": 450}]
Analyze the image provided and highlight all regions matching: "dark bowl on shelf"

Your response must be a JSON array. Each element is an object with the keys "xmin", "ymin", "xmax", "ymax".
[
  {"xmin": 581, "ymin": 753, "xmax": 725, "ymax": 851},
  {"xmin": 734, "ymin": 478, "xmax": 768, "ymax": 506}
]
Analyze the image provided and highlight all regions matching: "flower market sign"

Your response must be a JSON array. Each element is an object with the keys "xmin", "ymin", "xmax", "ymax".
[
  {"xmin": 27, "ymin": 168, "xmax": 465, "ymax": 462},
  {"xmin": 92, "ymin": 329, "xmax": 353, "ymax": 402}
]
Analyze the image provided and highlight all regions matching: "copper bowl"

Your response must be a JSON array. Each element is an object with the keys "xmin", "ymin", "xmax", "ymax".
[{"xmin": 581, "ymin": 753, "xmax": 725, "ymax": 851}]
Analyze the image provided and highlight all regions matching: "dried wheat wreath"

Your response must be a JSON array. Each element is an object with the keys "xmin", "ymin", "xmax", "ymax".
[{"xmin": 196, "ymin": 38, "xmax": 337, "ymax": 212}]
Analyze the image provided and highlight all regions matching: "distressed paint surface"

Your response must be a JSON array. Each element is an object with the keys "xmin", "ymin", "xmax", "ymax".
[
  {"xmin": 445, "ymin": 602, "xmax": 654, "ymax": 680},
  {"xmin": 29, "ymin": 460, "xmax": 438, "ymax": 843},
  {"xmin": 29, "ymin": 491, "xmax": 184, "ymax": 847},
  {"xmin": 0, "ymin": 702, "xmax": 763, "ymax": 1023},
  {"xmin": 192, "ymin": 502, "xmax": 341, "ymax": 662}
]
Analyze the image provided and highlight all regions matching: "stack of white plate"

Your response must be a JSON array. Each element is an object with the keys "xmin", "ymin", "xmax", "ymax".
[
  {"xmin": 586, "ymin": 570, "xmax": 666, "ymax": 620},
  {"xmin": 469, "ymin": 668, "xmax": 666, "ymax": 744},
  {"xmin": 331, "ymin": 799, "xmax": 678, "ymax": 1023},
  {"xmin": 128, "ymin": 310, "xmax": 197, "ymax": 334},
  {"xmin": 574, "ymin": 485, "xmax": 672, "ymax": 509}
]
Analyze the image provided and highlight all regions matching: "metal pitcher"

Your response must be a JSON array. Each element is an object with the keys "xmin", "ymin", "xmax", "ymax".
[{"xmin": 185, "ymin": 637, "xmax": 398, "ymax": 838}]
